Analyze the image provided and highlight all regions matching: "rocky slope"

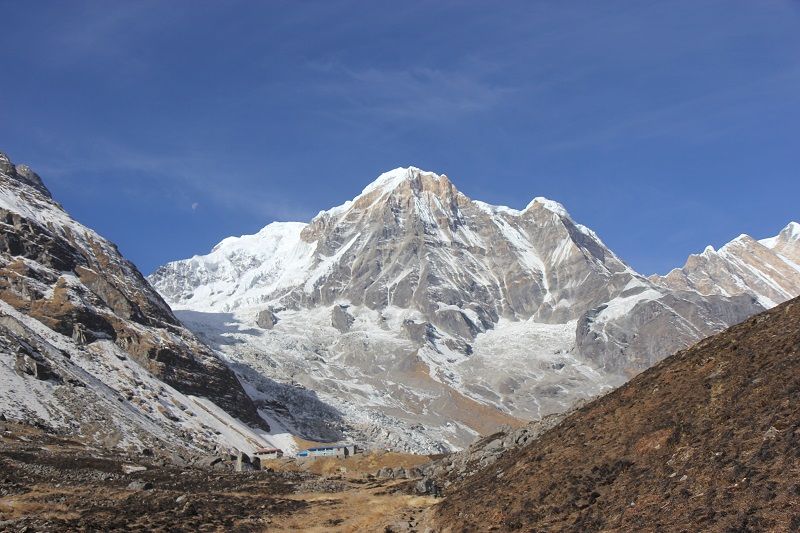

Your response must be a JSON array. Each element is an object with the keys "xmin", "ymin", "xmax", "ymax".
[
  {"xmin": 0, "ymin": 152, "xmax": 300, "ymax": 457},
  {"xmin": 651, "ymin": 222, "xmax": 800, "ymax": 309},
  {"xmin": 434, "ymin": 297, "xmax": 800, "ymax": 532},
  {"xmin": 150, "ymin": 167, "xmax": 763, "ymax": 452},
  {"xmin": 417, "ymin": 405, "xmax": 581, "ymax": 495}
]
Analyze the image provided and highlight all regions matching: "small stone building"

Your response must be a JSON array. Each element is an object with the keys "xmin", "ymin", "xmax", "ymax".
[
  {"xmin": 297, "ymin": 443, "xmax": 361, "ymax": 458},
  {"xmin": 253, "ymin": 448, "xmax": 284, "ymax": 461}
]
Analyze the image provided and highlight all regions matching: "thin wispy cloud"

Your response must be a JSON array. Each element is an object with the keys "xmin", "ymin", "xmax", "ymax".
[
  {"xmin": 32, "ymin": 139, "xmax": 316, "ymax": 223},
  {"xmin": 309, "ymin": 62, "xmax": 516, "ymax": 121}
]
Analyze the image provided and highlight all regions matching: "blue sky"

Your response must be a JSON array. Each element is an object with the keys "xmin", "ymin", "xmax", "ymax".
[{"xmin": 1, "ymin": 1, "xmax": 798, "ymax": 275}]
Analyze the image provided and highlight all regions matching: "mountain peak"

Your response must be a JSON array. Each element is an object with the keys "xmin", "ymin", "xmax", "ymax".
[
  {"xmin": 758, "ymin": 221, "xmax": 800, "ymax": 249},
  {"xmin": 315, "ymin": 167, "xmax": 573, "ymax": 225},
  {"xmin": 652, "ymin": 222, "xmax": 800, "ymax": 309},
  {"xmin": 783, "ymin": 221, "xmax": 800, "ymax": 240},
  {"xmin": 0, "ymin": 152, "xmax": 52, "ymax": 198},
  {"xmin": 720, "ymin": 233, "xmax": 755, "ymax": 252},
  {"xmin": 524, "ymin": 197, "xmax": 570, "ymax": 218},
  {"xmin": 360, "ymin": 166, "xmax": 448, "ymax": 196},
  {"xmin": 314, "ymin": 166, "xmax": 454, "ymax": 221},
  {"xmin": 150, "ymin": 164, "xmax": 772, "ymax": 454}
]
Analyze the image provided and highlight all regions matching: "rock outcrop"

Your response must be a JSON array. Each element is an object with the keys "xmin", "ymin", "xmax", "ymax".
[
  {"xmin": 575, "ymin": 289, "xmax": 760, "ymax": 375},
  {"xmin": 331, "ymin": 304, "xmax": 355, "ymax": 333}
]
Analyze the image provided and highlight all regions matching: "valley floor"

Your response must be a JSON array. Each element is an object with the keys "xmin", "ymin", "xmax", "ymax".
[{"xmin": 0, "ymin": 420, "xmax": 438, "ymax": 532}]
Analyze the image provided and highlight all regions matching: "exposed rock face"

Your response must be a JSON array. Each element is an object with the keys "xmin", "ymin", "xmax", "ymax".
[
  {"xmin": 0, "ymin": 153, "xmax": 51, "ymax": 196},
  {"xmin": 435, "ymin": 297, "xmax": 800, "ymax": 532},
  {"xmin": 576, "ymin": 289, "xmax": 761, "ymax": 375},
  {"xmin": 651, "ymin": 223, "xmax": 800, "ymax": 308},
  {"xmin": 0, "ymin": 300, "xmax": 282, "ymax": 456},
  {"xmin": 768, "ymin": 221, "xmax": 800, "ymax": 263},
  {"xmin": 150, "ymin": 167, "xmax": 768, "ymax": 452},
  {"xmin": 0, "ymin": 151, "xmax": 280, "ymax": 454},
  {"xmin": 401, "ymin": 320, "xmax": 435, "ymax": 344},
  {"xmin": 14, "ymin": 344, "xmax": 60, "ymax": 382}
]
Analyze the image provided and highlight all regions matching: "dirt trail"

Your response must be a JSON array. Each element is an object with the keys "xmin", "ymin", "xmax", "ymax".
[{"xmin": 274, "ymin": 483, "xmax": 437, "ymax": 532}]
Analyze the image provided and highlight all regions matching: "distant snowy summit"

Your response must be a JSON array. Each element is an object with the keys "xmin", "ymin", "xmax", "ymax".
[
  {"xmin": 151, "ymin": 166, "xmax": 605, "ymax": 322},
  {"xmin": 651, "ymin": 221, "xmax": 800, "ymax": 309},
  {"xmin": 148, "ymin": 166, "xmax": 777, "ymax": 452}
]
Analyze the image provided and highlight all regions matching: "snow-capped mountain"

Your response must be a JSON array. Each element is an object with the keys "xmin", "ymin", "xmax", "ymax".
[
  {"xmin": 0, "ymin": 152, "xmax": 301, "ymax": 458},
  {"xmin": 150, "ymin": 167, "xmax": 761, "ymax": 452},
  {"xmin": 650, "ymin": 223, "xmax": 800, "ymax": 308}
]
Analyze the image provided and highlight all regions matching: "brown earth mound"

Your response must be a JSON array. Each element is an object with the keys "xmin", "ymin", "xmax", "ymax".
[{"xmin": 434, "ymin": 297, "xmax": 800, "ymax": 532}]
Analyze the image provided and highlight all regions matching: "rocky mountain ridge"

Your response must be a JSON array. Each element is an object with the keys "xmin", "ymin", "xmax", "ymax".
[{"xmin": 651, "ymin": 222, "xmax": 800, "ymax": 308}]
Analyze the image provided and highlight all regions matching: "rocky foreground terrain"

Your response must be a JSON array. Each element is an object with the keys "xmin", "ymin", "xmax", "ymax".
[
  {"xmin": 433, "ymin": 296, "xmax": 800, "ymax": 532},
  {"xmin": 0, "ymin": 418, "xmax": 438, "ymax": 532}
]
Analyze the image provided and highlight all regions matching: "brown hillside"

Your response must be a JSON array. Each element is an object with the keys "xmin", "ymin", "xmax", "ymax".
[{"xmin": 434, "ymin": 297, "xmax": 800, "ymax": 532}]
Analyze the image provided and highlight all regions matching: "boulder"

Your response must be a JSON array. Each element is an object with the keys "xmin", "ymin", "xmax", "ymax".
[
  {"xmin": 331, "ymin": 304, "xmax": 355, "ymax": 333},
  {"xmin": 121, "ymin": 464, "xmax": 147, "ymax": 474},
  {"xmin": 256, "ymin": 309, "xmax": 278, "ymax": 330},
  {"xmin": 401, "ymin": 320, "xmax": 436, "ymax": 344},
  {"xmin": 376, "ymin": 467, "xmax": 394, "ymax": 479},
  {"xmin": 415, "ymin": 477, "xmax": 441, "ymax": 497},
  {"xmin": 484, "ymin": 438, "xmax": 503, "ymax": 452},
  {"xmin": 235, "ymin": 451, "xmax": 260, "ymax": 472},
  {"xmin": 197, "ymin": 455, "xmax": 223, "ymax": 468},
  {"xmin": 127, "ymin": 481, "xmax": 153, "ymax": 491}
]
